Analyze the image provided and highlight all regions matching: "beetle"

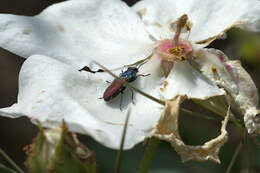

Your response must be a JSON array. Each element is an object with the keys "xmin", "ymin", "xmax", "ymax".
[{"xmin": 102, "ymin": 62, "xmax": 150, "ymax": 109}]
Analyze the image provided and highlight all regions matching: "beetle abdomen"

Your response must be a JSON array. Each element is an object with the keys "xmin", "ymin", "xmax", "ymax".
[{"xmin": 103, "ymin": 80, "xmax": 126, "ymax": 101}]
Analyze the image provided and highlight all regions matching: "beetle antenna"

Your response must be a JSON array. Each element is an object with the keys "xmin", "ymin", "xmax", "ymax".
[{"xmin": 137, "ymin": 60, "xmax": 148, "ymax": 69}]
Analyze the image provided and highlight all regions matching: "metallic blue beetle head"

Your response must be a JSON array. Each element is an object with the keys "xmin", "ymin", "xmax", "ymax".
[
  {"xmin": 119, "ymin": 61, "xmax": 147, "ymax": 82},
  {"xmin": 120, "ymin": 67, "xmax": 138, "ymax": 82}
]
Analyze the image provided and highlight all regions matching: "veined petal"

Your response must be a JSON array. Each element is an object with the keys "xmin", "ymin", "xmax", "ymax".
[
  {"xmin": 126, "ymin": 54, "xmax": 224, "ymax": 100},
  {"xmin": 0, "ymin": 55, "xmax": 163, "ymax": 149},
  {"xmin": 0, "ymin": 0, "xmax": 154, "ymax": 69},
  {"xmin": 146, "ymin": 56, "xmax": 226, "ymax": 99},
  {"xmin": 133, "ymin": 0, "xmax": 260, "ymax": 45}
]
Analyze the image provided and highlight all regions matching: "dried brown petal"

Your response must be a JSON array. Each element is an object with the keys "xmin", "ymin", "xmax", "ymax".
[
  {"xmin": 151, "ymin": 95, "xmax": 229, "ymax": 163},
  {"xmin": 225, "ymin": 60, "xmax": 260, "ymax": 134}
]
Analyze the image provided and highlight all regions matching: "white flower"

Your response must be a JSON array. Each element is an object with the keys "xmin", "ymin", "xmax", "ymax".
[{"xmin": 0, "ymin": 0, "xmax": 259, "ymax": 150}]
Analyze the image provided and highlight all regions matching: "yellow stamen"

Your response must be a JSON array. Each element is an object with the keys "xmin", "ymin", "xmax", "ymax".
[
  {"xmin": 168, "ymin": 48, "xmax": 180, "ymax": 55},
  {"xmin": 211, "ymin": 66, "xmax": 218, "ymax": 74},
  {"xmin": 178, "ymin": 55, "xmax": 187, "ymax": 61},
  {"xmin": 185, "ymin": 23, "xmax": 191, "ymax": 31},
  {"xmin": 168, "ymin": 46, "xmax": 186, "ymax": 55},
  {"xmin": 179, "ymin": 46, "xmax": 185, "ymax": 53}
]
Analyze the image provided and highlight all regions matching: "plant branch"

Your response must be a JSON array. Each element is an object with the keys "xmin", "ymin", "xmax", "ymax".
[
  {"xmin": 225, "ymin": 142, "xmax": 242, "ymax": 173},
  {"xmin": 0, "ymin": 148, "xmax": 24, "ymax": 173},
  {"xmin": 0, "ymin": 163, "xmax": 18, "ymax": 173},
  {"xmin": 180, "ymin": 108, "xmax": 219, "ymax": 121},
  {"xmin": 250, "ymin": 136, "xmax": 260, "ymax": 149},
  {"xmin": 137, "ymin": 138, "xmax": 160, "ymax": 173},
  {"xmin": 115, "ymin": 108, "xmax": 131, "ymax": 173}
]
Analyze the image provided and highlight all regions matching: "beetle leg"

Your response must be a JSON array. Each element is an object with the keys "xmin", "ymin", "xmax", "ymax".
[
  {"xmin": 137, "ymin": 73, "xmax": 151, "ymax": 78},
  {"xmin": 121, "ymin": 65, "xmax": 127, "ymax": 73},
  {"xmin": 106, "ymin": 80, "xmax": 111, "ymax": 83},
  {"xmin": 122, "ymin": 65, "xmax": 128, "ymax": 72},
  {"xmin": 120, "ymin": 92, "xmax": 123, "ymax": 111},
  {"xmin": 131, "ymin": 89, "xmax": 135, "ymax": 105}
]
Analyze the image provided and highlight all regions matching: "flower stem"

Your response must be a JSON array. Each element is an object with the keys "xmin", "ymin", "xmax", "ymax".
[
  {"xmin": 250, "ymin": 136, "xmax": 260, "ymax": 149},
  {"xmin": 0, "ymin": 148, "xmax": 24, "ymax": 173},
  {"xmin": 180, "ymin": 108, "xmax": 219, "ymax": 121},
  {"xmin": 137, "ymin": 138, "xmax": 160, "ymax": 173},
  {"xmin": 115, "ymin": 108, "xmax": 131, "ymax": 173},
  {"xmin": 0, "ymin": 163, "xmax": 18, "ymax": 173},
  {"xmin": 225, "ymin": 142, "xmax": 242, "ymax": 173}
]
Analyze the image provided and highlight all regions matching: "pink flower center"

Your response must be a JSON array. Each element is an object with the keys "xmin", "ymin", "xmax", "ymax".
[
  {"xmin": 154, "ymin": 14, "xmax": 192, "ymax": 77},
  {"xmin": 158, "ymin": 39, "xmax": 192, "ymax": 61}
]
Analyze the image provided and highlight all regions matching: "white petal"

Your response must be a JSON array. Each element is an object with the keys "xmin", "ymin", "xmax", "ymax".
[
  {"xmin": 133, "ymin": 0, "xmax": 260, "ymax": 44},
  {"xmin": 0, "ymin": 0, "xmax": 153, "ymax": 69},
  {"xmin": 158, "ymin": 60, "xmax": 225, "ymax": 99},
  {"xmin": 135, "ymin": 55, "xmax": 225, "ymax": 100},
  {"xmin": 124, "ymin": 54, "xmax": 224, "ymax": 100},
  {"xmin": 0, "ymin": 55, "xmax": 163, "ymax": 149}
]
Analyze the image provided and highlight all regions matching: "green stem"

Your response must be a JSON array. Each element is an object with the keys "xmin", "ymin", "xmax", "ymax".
[
  {"xmin": 225, "ymin": 142, "xmax": 242, "ymax": 173},
  {"xmin": 233, "ymin": 120, "xmax": 244, "ymax": 139},
  {"xmin": 250, "ymin": 136, "xmax": 260, "ymax": 149},
  {"xmin": 137, "ymin": 138, "xmax": 160, "ymax": 173},
  {"xmin": 0, "ymin": 148, "xmax": 24, "ymax": 173},
  {"xmin": 115, "ymin": 109, "xmax": 131, "ymax": 173},
  {"xmin": 0, "ymin": 163, "xmax": 18, "ymax": 173},
  {"xmin": 180, "ymin": 108, "xmax": 219, "ymax": 121}
]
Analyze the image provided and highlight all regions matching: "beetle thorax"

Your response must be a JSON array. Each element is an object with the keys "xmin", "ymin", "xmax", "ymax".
[{"xmin": 120, "ymin": 67, "xmax": 138, "ymax": 82}]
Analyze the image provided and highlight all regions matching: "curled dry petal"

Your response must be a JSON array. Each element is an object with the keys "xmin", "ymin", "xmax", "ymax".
[
  {"xmin": 226, "ymin": 61, "xmax": 260, "ymax": 134},
  {"xmin": 151, "ymin": 95, "xmax": 230, "ymax": 163},
  {"xmin": 191, "ymin": 48, "xmax": 260, "ymax": 134}
]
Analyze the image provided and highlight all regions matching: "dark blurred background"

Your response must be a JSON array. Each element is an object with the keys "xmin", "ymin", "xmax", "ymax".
[{"xmin": 0, "ymin": 0, "xmax": 260, "ymax": 173}]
